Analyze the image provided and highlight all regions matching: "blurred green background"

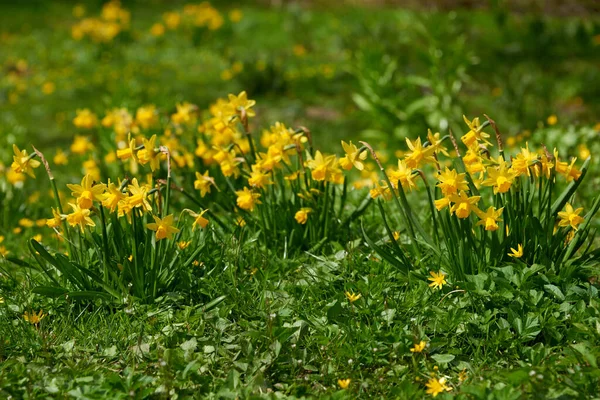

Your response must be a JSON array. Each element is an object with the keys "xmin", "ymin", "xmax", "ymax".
[{"xmin": 1, "ymin": 0, "xmax": 599, "ymax": 155}]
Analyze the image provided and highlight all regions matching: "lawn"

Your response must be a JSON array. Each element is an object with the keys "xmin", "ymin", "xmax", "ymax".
[{"xmin": 1, "ymin": 1, "xmax": 600, "ymax": 398}]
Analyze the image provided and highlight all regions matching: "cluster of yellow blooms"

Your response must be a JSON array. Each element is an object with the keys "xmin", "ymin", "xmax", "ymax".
[
  {"xmin": 361, "ymin": 116, "xmax": 586, "ymax": 235},
  {"xmin": 71, "ymin": 1, "xmax": 130, "ymax": 42}
]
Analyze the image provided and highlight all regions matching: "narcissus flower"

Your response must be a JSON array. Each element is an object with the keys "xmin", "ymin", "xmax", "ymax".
[
  {"xmin": 508, "ymin": 244, "xmax": 523, "ymax": 258},
  {"xmin": 102, "ymin": 179, "xmax": 125, "ymax": 212},
  {"xmin": 136, "ymin": 135, "xmax": 160, "ymax": 171},
  {"xmin": 404, "ymin": 137, "xmax": 436, "ymax": 168},
  {"xmin": 66, "ymin": 203, "xmax": 95, "ymax": 232},
  {"xmin": 11, "ymin": 144, "xmax": 40, "ymax": 178},
  {"xmin": 135, "ymin": 105, "xmax": 159, "ymax": 129},
  {"xmin": 190, "ymin": 209, "xmax": 210, "ymax": 230},
  {"xmin": 558, "ymin": 203, "xmax": 585, "ymax": 230},
  {"xmin": 73, "ymin": 109, "xmax": 98, "ymax": 129},
  {"xmin": 46, "ymin": 208, "xmax": 63, "ymax": 229},
  {"xmin": 461, "ymin": 115, "xmax": 491, "ymax": 147},
  {"xmin": 146, "ymin": 214, "xmax": 180, "ymax": 240},
  {"xmin": 428, "ymin": 271, "xmax": 447, "ymax": 290},
  {"xmin": 449, "ymin": 192, "xmax": 480, "ymax": 219},
  {"xmin": 337, "ymin": 379, "xmax": 351, "ymax": 389},
  {"xmin": 410, "ymin": 340, "xmax": 427, "ymax": 353},
  {"xmin": 475, "ymin": 206, "xmax": 504, "ymax": 231},
  {"xmin": 306, "ymin": 151, "xmax": 337, "ymax": 182},
  {"xmin": 436, "ymin": 168, "xmax": 468, "ymax": 196},
  {"xmin": 226, "ymin": 91, "xmax": 256, "ymax": 118},
  {"xmin": 425, "ymin": 377, "xmax": 451, "ymax": 397},
  {"xmin": 339, "ymin": 140, "xmax": 367, "ymax": 171},
  {"xmin": 248, "ymin": 165, "xmax": 271, "ymax": 188},
  {"xmin": 481, "ymin": 159, "xmax": 516, "ymax": 194},
  {"xmin": 294, "ymin": 208, "xmax": 312, "ymax": 224},
  {"xmin": 236, "ymin": 187, "xmax": 261, "ymax": 211},
  {"xmin": 23, "ymin": 310, "xmax": 46, "ymax": 325},
  {"xmin": 388, "ymin": 160, "xmax": 417, "ymax": 191},
  {"xmin": 66, "ymin": 174, "xmax": 106, "ymax": 209},
  {"xmin": 194, "ymin": 171, "xmax": 215, "ymax": 197}
]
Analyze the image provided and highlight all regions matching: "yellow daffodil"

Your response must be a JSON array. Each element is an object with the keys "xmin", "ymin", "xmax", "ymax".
[
  {"xmin": 146, "ymin": 214, "xmax": 180, "ymax": 240},
  {"xmin": 339, "ymin": 140, "xmax": 367, "ymax": 171},
  {"xmin": 135, "ymin": 105, "xmax": 158, "ymax": 129},
  {"xmin": 306, "ymin": 151, "xmax": 337, "ymax": 182},
  {"xmin": 558, "ymin": 203, "xmax": 585, "ymax": 230},
  {"xmin": 66, "ymin": 174, "xmax": 106, "ymax": 209},
  {"xmin": 404, "ymin": 137, "xmax": 436, "ymax": 169},
  {"xmin": 428, "ymin": 271, "xmax": 447, "ymax": 290},
  {"xmin": 136, "ymin": 135, "xmax": 160, "ymax": 171},
  {"xmin": 294, "ymin": 208, "xmax": 312, "ymax": 224},
  {"xmin": 462, "ymin": 115, "xmax": 491, "ymax": 147},
  {"xmin": 236, "ymin": 187, "xmax": 261, "ymax": 211},
  {"xmin": 190, "ymin": 209, "xmax": 210, "ymax": 230},
  {"xmin": 226, "ymin": 91, "xmax": 256, "ymax": 118},
  {"xmin": 66, "ymin": 203, "xmax": 96, "ymax": 232},
  {"xmin": 248, "ymin": 165, "xmax": 271, "ymax": 188},
  {"xmin": 449, "ymin": 191, "xmax": 480, "ymax": 219},
  {"xmin": 73, "ymin": 109, "xmax": 98, "ymax": 129},
  {"xmin": 102, "ymin": 179, "xmax": 125, "ymax": 213},
  {"xmin": 481, "ymin": 159, "xmax": 516, "ymax": 194},
  {"xmin": 475, "ymin": 206, "xmax": 504, "ymax": 231},
  {"xmin": 436, "ymin": 168, "xmax": 468, "ymax": 196},
  {"xmin": 46, "ymin": 208, "xmax": 63, "ymax": 229},
  {"xmin": 11, "ymin": 144, "xmax": 40, "ymax": 178},
  {"xmin": 194, "ymin": 171, "xmax": 215, "ymax": 198},
  {"xmin": 388, "ymin": 159, "xmax": 417, "ymax": 191}
]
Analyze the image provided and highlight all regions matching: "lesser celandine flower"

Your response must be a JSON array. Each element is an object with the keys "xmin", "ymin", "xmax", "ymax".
[
  {"xmin": 428, "ymin": 271, "xmax": 447, "ymax": 290},
  {"xmin": 146, "ymin": 214, "xmax": 179, "ymax": 241},
  {"xmin": 558, "ymin": 203, "xmax": 585, "ymax": 230},
  {"xmin": 66, "ymin": 174, "xmax": 106, "ymax": 209},
  {"xmin": 23, "ymin": 310, "xmax": 46, "ymax": 325},
  {"xmin": 294, "ymin": 208, "xmax": 312, "ymax": 224},
  {"xmin": 345, "ymin": 291, "xmax": 361, "ymax": 303},
  {"xmin": 66, "ymin": 203, "xmax": 96, "ymax": 232},
  {"xmin": 236, "ymin": 187, "xmax": 261, "ymax": 211},
  {"xmin": 410, "ymin": 340, "xmax": 427, "ymax": 353},
  {"xmin": 508, "ymin": 244, "xmax": 523, "ymax": 258},
  {"xmin": 425, "ymin": 376, "xmax": 451, "ymax": 397},
  {"xmin": 11, "ymin": 144, "xmax": 40, "ymax": 178},
  {"xmin": 337, "ymin": 379, "xmax": 351, "ymax": 389}
]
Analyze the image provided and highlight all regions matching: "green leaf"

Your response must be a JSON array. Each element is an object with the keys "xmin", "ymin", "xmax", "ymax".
[
  {"xmin": 544, "ymin": 284, "xmax": 565, "ymax": 301},
  {"xmin": 571, "ymin": 342, "xmax": 598, "ymax": 368},
  {"xmin": 431, "ymin": 354, "xmax": 455, "ymax": 364},
  {"xmin": 32, "ymin": 286, "xmax": 68, "ymax": 298}
]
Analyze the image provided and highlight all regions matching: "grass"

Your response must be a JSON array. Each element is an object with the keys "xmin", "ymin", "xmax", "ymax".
[{"xmin": 1, "ymin": 1, "xmax": 600, "ymax": 399}]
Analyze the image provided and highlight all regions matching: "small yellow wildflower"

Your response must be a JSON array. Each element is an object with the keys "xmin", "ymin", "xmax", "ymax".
[
  {"xmin": 474, "ymin": 206, "xmax": 504, "ymax": 231},
  {"xmin": 66, "ymin": 174, "xmax": 106, "ymax": 210},
  {"xmin": 410, "ymin": 340, "xmax": 427, "ymax": 353},
  {"xmin": 177, "ymin": 241, "xmax": 191, "ymax": 250},
  {"xmin": 236, "ymin": 187, "xmax": 261, "ymax": 211},
  {"xmin": 449, "ymin": 191, "xmax": 480, "ymax": 219},
  {"xmin": 425, "ymin": 376, "xmax": 451, "ymax": 397},
  {"xmin": 508, "ymin": 244, "xmax": 523, "ymax": 258},
  {"xmin": 11, "ymin": 144, "xmax": 40, "ymax": 178},
  {"xmin": 345, "ymin": 291, "xmax": 361, "ymax": 303},
  {"xmin": 547, "ymin": 115, "xmax": 558, "ymax": 126},
  {"xmin": 339, "ymin": 140, "xmax": 367, "ymax": 171},
  {"xmin": 23, "ymin": 310, "xmax": 46, "ymax": 325},
  {"xmin": 428, "ymin": 271, "xmax": 447, "ymax": 290},
  {"xmin": 190, "ymin": 209, "xmax": 209, "ymax": 231},
  {"xmin": 73, "ymin": 109, "xmax": 98, "ymax": 129},
  {"xmin": 337, "ymin": 379, "xmax": 351, "ymax": 389}
]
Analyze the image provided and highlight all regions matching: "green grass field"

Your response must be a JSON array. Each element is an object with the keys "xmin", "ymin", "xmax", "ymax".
[{"xmin": 1, "ymin": 1, "xmax": 600, "ymax": 398}]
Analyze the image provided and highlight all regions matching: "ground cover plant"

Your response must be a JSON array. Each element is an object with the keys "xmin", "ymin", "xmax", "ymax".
[{"xmin": 1, "ymin": 1, "xmax": 600, "ymax": 399}]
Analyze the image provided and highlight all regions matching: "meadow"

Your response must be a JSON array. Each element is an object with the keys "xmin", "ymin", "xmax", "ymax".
[{"xmin": 1, "ymin": 1, "xmax": 600, "ymax": 398}]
